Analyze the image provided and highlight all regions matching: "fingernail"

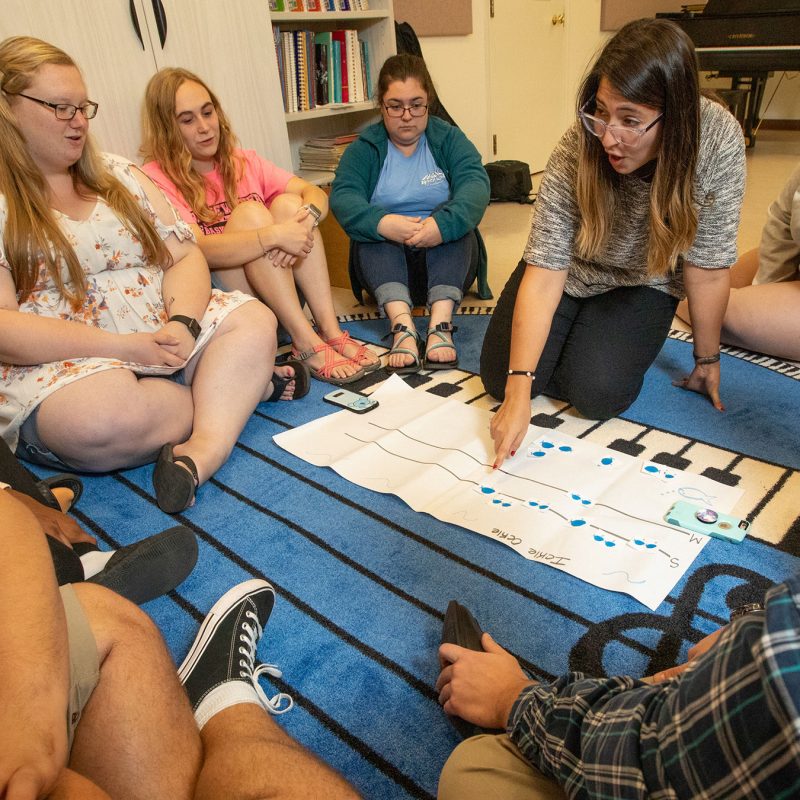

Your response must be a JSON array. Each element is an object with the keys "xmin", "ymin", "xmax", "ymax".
[
  {"xmin": 510, "ymin": 450, "xmax": 516, "ymax": 457},
  {"xmin": 492, "ymin": 463, "xmax": 498, "ymax": 470}
]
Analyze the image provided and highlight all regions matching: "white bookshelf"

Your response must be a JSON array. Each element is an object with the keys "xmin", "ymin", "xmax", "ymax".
[{"xmin": 269, "ymin": 1, "xmax": 396, "ymax": 182}]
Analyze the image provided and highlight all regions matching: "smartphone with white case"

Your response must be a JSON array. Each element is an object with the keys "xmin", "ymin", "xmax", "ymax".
[{"xmin": 323, "ymin": 388, "xmax": 379, "ymax": 414}]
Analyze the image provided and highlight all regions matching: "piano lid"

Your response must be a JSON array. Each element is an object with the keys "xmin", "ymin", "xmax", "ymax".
[{"xmin": 700, "ymin": 0, "xmax": 800, "ymax": 14}]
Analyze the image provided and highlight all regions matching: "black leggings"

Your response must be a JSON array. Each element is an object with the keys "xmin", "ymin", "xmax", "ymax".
[{"xmin": 480, "ymin": 260, "xmax": 678, "ymax": 419}]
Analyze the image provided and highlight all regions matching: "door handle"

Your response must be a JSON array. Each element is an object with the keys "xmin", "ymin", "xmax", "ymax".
[
  {"xmin": 129, "ymin": 0, "xmax": 145, "ymax": 49},
  {"xmin": 151, "ymin": 0, "xmax": 168, "ymax": 48}
]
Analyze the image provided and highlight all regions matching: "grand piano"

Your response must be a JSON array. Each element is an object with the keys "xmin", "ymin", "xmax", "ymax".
[{"xmin": 657, "ymin": 0, "xmax": 800, "ymax": 146}]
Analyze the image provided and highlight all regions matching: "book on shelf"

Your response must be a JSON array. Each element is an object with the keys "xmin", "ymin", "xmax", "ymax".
[
  {"xmin": 345, "ymin": 29, "xmax": 363, "ymax": 103},
  {"xmin": 269, "ymin": 0, "xmax": 286, "ymax": 10},
  {"xmin": 331, "ymin": 30, "xmax": 349, "ymax": 102},
  {"xmin": 361, "ymin": 39, "xmax": 372, "ymax": 100},
  {"xmin": 286, "ymin": 0, "xmax": 305, "ymax": 10},
  {"xmin": 314, "ymin": 40, "xmax": 330, "ymax": 105},
  {"xmin": 332, "ymin": 39, "xmax": 342, "ymax": 102},
  {"xmin": 298, "ymin": 133, "xmax": 359, "ymax": 172},
  {"xmin": 282, "ymin": 30, "xmax": 298, "ymax": 113},
  {"xmin": 273, "ymin": 25, "xmax": 287, "ymax": 112},
  {"xmin": 314, "ymin": 31, "xmax": 335, "ymax": 106},
  {"xmin": 306, "ymin": 0, "xmax": 323, "ymax": 9}
]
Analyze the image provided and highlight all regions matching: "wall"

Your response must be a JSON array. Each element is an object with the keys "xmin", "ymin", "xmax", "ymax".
[
  {"xmin": 413, "ymin": 0, "xmax": 609, "ymax": 163},
  {"xmin": 412, "ymin": 0, "xmax": 799, "ymax": 166}
]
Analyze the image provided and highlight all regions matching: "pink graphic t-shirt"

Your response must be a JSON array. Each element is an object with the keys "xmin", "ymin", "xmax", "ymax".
[{"xmin": 142, "ymin": 149, "xmax": 294, "ymax": 235}]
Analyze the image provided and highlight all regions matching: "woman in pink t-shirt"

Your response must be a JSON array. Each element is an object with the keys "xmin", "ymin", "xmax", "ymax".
[{"xmin": 141, "ymin": 68, "xmax": 379, "ymax": 383}]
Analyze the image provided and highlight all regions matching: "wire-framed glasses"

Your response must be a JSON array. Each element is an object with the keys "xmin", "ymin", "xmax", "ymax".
[
  {"xmin": 578, "ymin": 98, "xmax": 662, "ymax": 147},
  {"xmin": 383, "ymin": 102, "xmax": 428, "ymax": 118},
  {"xmin": 14, "ymin": 92, "xmax": 99, "ymax": 120}
]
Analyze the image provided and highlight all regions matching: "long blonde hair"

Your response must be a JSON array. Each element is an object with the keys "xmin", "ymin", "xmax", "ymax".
[
  {"xmin": 575, "ymin": 19, "xmax": 700, "ymax": 277},
  {"xmin": 141, "ymin": 68, "xmax": 243, "ymax": 226},
  {"xmin": 0, "ymin": 36, "xmax": 170, "ymax": 307}
]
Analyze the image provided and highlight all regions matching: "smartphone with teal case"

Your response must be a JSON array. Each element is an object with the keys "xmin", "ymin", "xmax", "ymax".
[
  {"xmin": 665, "ymin": 500, "xmax": 749, "ymax": 543},
  {"xmin": 323, "ymin": 388, "xmax": 378, "ymax": 414}
]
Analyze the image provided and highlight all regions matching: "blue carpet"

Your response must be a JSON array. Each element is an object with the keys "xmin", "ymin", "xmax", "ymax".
[{"xmin": 43, "ymin": 312, "xmax": 800, "ymax": 799}]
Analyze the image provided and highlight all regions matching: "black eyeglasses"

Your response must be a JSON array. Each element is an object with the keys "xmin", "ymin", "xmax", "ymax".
[
  {"xmin": 578, "ymin": 99, "xmax": 662, "ymax": 147},
  {"xmin": 383, "ymin": 102, "xmax": 428, "ymax": 118},
  {"xmin": 14, "ymin": 92, "xmax": 98, "ymax": 120}
]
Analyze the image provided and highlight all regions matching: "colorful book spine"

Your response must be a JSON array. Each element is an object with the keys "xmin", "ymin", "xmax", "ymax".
[
  {"xmin": 345, "ymin": 29, "xmax": 362, "ymax": 103},
  {"xmin": 361, "ymin": 38, "xmax": 371, "ymax": 100},
  {"xmin": 306, "ymin": 0, "xmax": 322, "ymax": 9},
  {"xmin": 314, "ymin": 31, "xmax": 335, "ymax": 105},
  {"xmin": 332, "ymin": 29, "xmax": 349, "ymax": 102},
  {"xmin": 273, "ymin": 25, "xmax": 287, "ymax": 112},
  {"xmin": 287, "ymin": 0, "xmax": 305, "ymax": 10},
  {"xmin": 332, "ymin": 39, "xmax": 342, "ymax": 103},
  {"xmin": 282, "ymin": 30, "xmax": 298, "ymax": 113},
  {"xmin": 269, "ymin": 0, "xmax": 286, "ymax": 10}
]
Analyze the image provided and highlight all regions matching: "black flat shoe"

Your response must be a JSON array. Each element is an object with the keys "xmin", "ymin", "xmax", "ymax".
[
  {"xmin": 153, "ymin": 444, "xmax": 198, "ymax": 514},
  {"xmin": 38, "ymin": 473, "xmax": 84, "ymax": 511}
]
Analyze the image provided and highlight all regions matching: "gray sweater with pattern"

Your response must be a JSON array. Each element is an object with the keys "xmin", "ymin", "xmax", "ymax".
[{"xmin": 522, "ymin": 97, "xmax": 746, "ymax": 299}]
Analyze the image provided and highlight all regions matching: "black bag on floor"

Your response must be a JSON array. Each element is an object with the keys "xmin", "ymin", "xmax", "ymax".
[{"xmin": 484, "ymin": 160, "xmax": 534, "ymax": 204}]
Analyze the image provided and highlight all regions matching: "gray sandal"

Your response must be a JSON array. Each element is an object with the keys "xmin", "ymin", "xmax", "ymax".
[
  {"xmin": 382, "ymin": 323, "xmax": 421, "ymax": 375},
  {"xmin": 424, "ymin": 322, "xmax": 459, "ymax": 370}
]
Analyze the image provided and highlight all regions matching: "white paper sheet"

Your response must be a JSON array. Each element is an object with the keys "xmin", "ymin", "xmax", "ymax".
[{"xmin": 274, "ymin": 377, "xmax": 743, "ymax": 609}]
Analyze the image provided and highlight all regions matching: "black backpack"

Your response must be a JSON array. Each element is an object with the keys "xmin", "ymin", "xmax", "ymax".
[{"xmin": 484, "ymin": 160, "xmax": 534, "ymax": 204}]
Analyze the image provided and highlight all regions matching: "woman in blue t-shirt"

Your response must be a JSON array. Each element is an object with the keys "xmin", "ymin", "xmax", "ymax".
[{"xmin": 331, "ymin": 54, "xmax": 490, "ymax": 373}]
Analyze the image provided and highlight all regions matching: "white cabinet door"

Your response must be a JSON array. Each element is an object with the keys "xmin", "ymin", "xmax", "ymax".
[
  {"xmin": 0, "ymin": 0, "xmax": 159, "ymax": 161},
  {"xmin": 137, "ymin": 0, "xmax": 291, "ymax": 168}
]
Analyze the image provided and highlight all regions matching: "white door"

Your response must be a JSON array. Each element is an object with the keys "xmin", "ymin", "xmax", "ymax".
[
  {"xmin": 488, "ymin": 0, "xmax": 569, "ymax": 172},
  {"xmin": 0, "ymin": 1, "xmax": 160, "ymax": 161}
]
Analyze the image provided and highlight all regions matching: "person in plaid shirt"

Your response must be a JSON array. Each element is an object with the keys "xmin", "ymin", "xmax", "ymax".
[{"xmin": 436, "ymin": 574, "xmax": 800, "ymax": 799}]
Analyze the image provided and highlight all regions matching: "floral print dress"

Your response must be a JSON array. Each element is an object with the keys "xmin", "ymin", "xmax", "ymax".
[{"xmin": 0, "ymin": 154, "xmax": 254, "ymax": 452}]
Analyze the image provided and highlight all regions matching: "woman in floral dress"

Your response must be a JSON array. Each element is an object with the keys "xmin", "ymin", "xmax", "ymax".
[{"xmin": 0, "ymin": 36, "xmax": 304, "ymax": 513}]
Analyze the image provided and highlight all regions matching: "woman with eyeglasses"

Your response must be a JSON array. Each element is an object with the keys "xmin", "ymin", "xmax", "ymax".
[
  {"xmin": 140, "ymin": 68, "xmax": 378, "ymax": 385},
  {"xmin": 481, "ymin": 18, "xmax": 745, "ymax": 467},
  {"xmin": 331, "ymin": 54, "xmax": 490, "ymax": 373},
  {"xmin": 0, "ymin": 36, "xmax": 302, "ymax": 514}
]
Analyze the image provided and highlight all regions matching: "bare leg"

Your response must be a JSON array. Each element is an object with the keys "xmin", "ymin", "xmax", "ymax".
[
  {"xmin": 676, "ymin": 247, "xmax": 760, "ymax": 325},
  {"xmin": 68, "ymin": 584, "xmax": 202, "ymax": 800},
  {"xmin": 194, "ymin": 704, "xmax": 359, "ymax": 800},
  {"xmin": 722, "ymin": 281, "xmax": 800, "ymax": 359},
  {"xmin": 426, "ymin": 299, "xmax": 457, "ymax": 363},
  {"xmin": 36, "ymin": 301, "xmax": 276, "ymax": 482},
  {"xmin": 383, "ymin": 301, "xmax": 420, "ymax": 369},
  {"xmin": 47, "ymin": 768, "xmax": 113, "ymax": 799},
  {"xmin": 220, "ymin": 201, "xmax": 363, "ymax": 380}
]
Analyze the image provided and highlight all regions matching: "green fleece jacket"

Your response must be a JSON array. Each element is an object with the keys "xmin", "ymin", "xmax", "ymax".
[{"xmin": 330, "ymin": 116, "xmax": 492, "ymax": 298}]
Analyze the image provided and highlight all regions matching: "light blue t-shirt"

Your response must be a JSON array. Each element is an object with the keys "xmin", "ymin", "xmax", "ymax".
[{"xmin": 370, "ymin": 134, "xmax": 450, "ymax": 218}]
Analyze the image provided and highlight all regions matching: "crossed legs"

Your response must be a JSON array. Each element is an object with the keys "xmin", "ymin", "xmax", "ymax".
[
  {"xmin": 216, "ymin": 199, "xmax": 372, "ymax": 379},
  {"xmin": 33, "ymin": 300, "xmax": 278, "ymax": 484}
]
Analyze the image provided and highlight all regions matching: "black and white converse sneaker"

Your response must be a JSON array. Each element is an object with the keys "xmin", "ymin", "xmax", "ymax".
[{"xmin": 178, "ymin": 579, "xmax": 293, "ymax": 716}]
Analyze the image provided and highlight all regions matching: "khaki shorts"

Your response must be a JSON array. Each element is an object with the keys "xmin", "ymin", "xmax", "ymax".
[{"xmin": 60, "ymin": 584, "xmax": 100, "ymax": 751}]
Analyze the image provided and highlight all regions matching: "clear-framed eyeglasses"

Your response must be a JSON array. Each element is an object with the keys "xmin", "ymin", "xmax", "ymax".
[
  {"xmin": 383, "ymin": 102, "xmax": 428, "ymax": 118},
  {"xmin": 578, "ymin": 98, "xmax": 662, "ymax": 147},
  {"xmin": 14, "ymin": 92, "xmax": 99, "ymax": 120}
]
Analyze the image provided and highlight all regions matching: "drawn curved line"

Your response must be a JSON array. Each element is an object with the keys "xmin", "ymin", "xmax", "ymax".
[
  {"xmin": 361, "ymin": 424, "xmax": 690, "ymax": 533},
  {"xmin": 601, "ymin": 570, "xmax": 647, "ymax": 585}
]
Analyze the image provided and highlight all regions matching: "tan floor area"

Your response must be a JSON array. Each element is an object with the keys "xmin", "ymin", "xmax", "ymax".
[{"xmin": 330, "ymin": 129, "xmax": 800, "ymax": 317}]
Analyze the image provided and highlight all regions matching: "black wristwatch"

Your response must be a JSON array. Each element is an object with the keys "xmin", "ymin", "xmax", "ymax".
[{"xmin": 169, "ymin": 315, "xmax": 201, "ymax": 339}]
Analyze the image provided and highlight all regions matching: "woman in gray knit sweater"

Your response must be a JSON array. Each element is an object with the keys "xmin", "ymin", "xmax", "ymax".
[{"xmin": 481, "ymin": 18, "xmax": 745, "ymax": 467}]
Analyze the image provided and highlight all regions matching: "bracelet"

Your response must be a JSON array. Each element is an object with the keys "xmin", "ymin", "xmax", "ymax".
[
  {"xmin": 693, "ymin": 350, "xmax": 720, "ymax": 365},
  {"xmin": 256, "ymin": 229, "xmax": 269, "ymax": 257},
  {"xmin": 507, "ymin": 369, "xmax": 535, "ymax": 378}
]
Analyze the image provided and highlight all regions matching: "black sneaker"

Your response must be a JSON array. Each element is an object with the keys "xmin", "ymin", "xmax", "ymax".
[
  {"xmin": 178, "ymin": 579, "xmax": 293, "ymax": 715},
  {"xmin": 88, "ymin": 525, "xmax": 198, "ymax": 605}
]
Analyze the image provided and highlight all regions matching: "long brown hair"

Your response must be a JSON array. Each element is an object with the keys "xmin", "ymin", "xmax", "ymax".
[
  {"xmin": 575, "ymin": 18, "xmax": 700, "ymax": 277},
  {"xmin": 0, "ymin": 36, "xmax": 170, "ymax": 307},
  {"xmin": 141, "ymin": 68, "xmax": 243, "ymax": 226}
]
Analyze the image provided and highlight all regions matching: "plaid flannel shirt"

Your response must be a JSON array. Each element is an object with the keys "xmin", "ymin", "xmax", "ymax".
[{"xmin": 508, "ymin": 573, "xmax": 800, "ymax": 799}]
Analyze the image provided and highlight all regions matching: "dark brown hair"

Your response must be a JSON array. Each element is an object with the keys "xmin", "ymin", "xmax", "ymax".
[
  {"xmin": 376, "ymin": 53, "xmax": 437, "ymax": 106},
  {"xmin": 575, "ymin": 18, "xmax": 701, "ymax": 277}
]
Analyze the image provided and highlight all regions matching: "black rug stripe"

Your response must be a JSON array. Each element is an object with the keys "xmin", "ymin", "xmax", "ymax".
[
  {"xmin": 168, "ymin": 590, "xmax": 434, "ymax": 800},
  {"xmin": 235, "ymin": 442, "xmax": 718, "ymax": 660},
  {"xmin": 208, "ymin": 473, "xmax": 543, "ymax": 680},
  {"xmin": 111, "ymin": 475, "xmax": 440, "ymax": 797}
]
